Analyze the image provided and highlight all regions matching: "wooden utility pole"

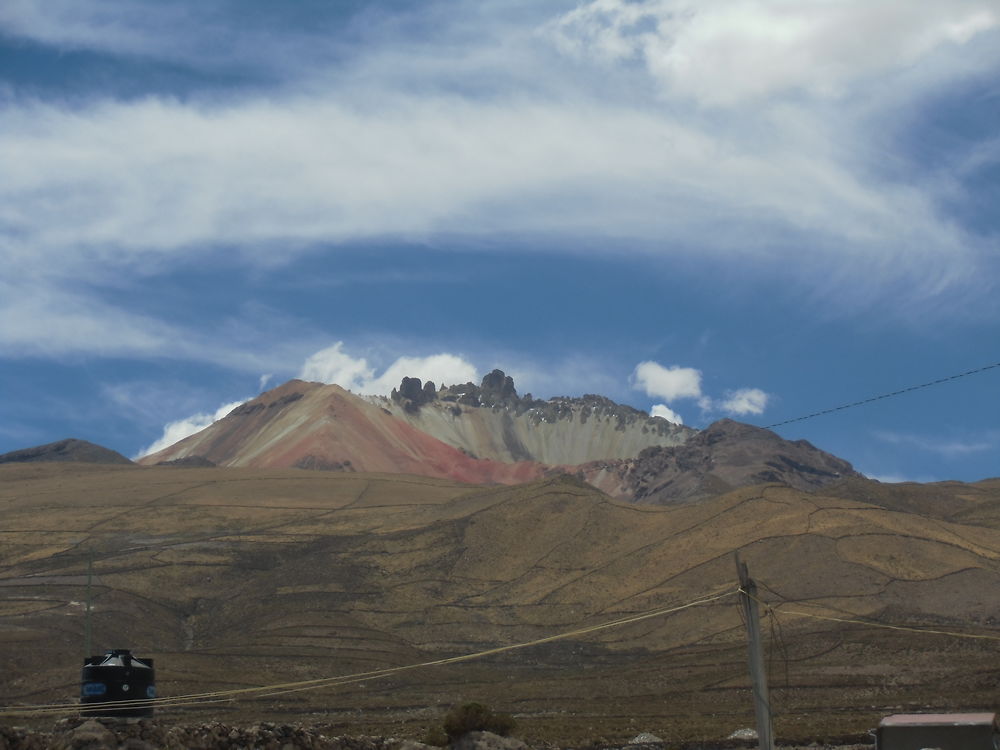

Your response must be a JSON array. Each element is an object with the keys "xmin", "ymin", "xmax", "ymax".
[
  {"xmin": 735, "ymin": 553, "xmax": 775, "ymax": 750},
  {"xmin": 84, "ymin": 551, "xmax": 94, "ymax": 659}
]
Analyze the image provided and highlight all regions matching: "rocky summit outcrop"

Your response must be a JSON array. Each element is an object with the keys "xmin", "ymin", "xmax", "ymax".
[
  {"xmin": 0, "ymin": 438, "xmax": 133, "ymax": 465},
  {"xmin": 382, "ymin": 370, "xmax": 692, "ymax": 465},
  {"xmin": 391, "ymin": 369, "xmax": 520, "ymax": 412},
  {"xmin": 391, "ymin": 376, "xmax": 440, "ymax": 412},
  {"xmin": 581, "ymin": 419, "xmax": 862, "ymax": 504}
]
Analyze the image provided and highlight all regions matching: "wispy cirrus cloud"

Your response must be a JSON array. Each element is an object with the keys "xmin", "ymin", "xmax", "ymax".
[
  {"xmin": 2, "ymin": 4, "xmax": 996, "ymax": 263},
  {"xmin": 0, "ymin": 0, "xmax": 362, "ymax": 77},
  {"xmin": 874, "ymin": 429, "xmax": 997, "ymax": 457},
  {"xmin": 1, "ymin": 0, "xmax": 997, "ymax": 374},
  {"xmin": 0, "ymin": 276, "xmax": 327, "ymax": 375},
  {"xmin": 865, "ymin": 472, "xmax": 941, "ymax": 484},
  {"xmin": 4, "ymin": 91, "xmax": 956, "ymax": 268},
  {"xmin": 547, "ymin": 0, "xmax": 998, "ymax": 106},
  {"xmin": 0, "ymin": 278, "xmax": 179, "ymax": 359}
]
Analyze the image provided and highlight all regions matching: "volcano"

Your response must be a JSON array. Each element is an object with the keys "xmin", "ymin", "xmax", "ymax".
[{"xmin": 139, "ymin": 371, "xmax": 862, "ymax": 503}]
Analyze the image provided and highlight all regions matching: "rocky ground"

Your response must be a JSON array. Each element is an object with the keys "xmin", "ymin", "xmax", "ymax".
[
  {"xmin": 4, "ymin": 719, "xmax": 394, "ymax": 750},
  {"xmin": 0, "ymin": 720, "xmax": 872, "ymax": 750}
]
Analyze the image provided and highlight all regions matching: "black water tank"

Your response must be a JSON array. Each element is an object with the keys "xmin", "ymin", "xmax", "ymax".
[{"xmin": 80, "ymin": 649, "xmax": 156, "ymax": 717}]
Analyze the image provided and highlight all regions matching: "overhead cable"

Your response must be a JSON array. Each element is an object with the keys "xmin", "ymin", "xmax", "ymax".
[
  {"xmin": 742, "ymin": 588, "xmax": 1000, "ymax": 643},
  {"xmin": 764, "ymin": 360, "xmax": 1000, "ymax": 429},
  {"xmin": 0, "ymin": 588, "xmax": 738, "ymax": 718}
]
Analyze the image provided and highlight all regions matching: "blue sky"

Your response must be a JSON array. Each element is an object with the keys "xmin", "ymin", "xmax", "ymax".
[{"xmin": 1, "ymin": 0, "xmax": 998, "ymax": 482}]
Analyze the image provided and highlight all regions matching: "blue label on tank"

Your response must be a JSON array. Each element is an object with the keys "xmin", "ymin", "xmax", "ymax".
[
  {"xmin": 146, "ymin": 685, "xmax": 156, "ymax": 698},
  {"xmin": 82, "ymin": 682, "xmax": 107, "ymax": 696}
]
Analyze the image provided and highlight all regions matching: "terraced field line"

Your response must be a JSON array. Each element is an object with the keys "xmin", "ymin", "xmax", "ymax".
[
  {"xmin": 0, "ymin": 588, "xmax": 738, "ymax": 717},
  {"xmin": 747, "ymin": 590, "xmax": 1000, "ymax": 642}
]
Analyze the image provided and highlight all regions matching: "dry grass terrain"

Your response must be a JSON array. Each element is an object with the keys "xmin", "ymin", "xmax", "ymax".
[{"xmin": 1, "ymin": 463, "xmax": 999, "ymax": 745}]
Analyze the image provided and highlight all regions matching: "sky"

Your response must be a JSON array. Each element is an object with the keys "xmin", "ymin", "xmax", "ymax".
[{"xmin": 1, "ymin": 0, "xmax": 998, "ymax": 482}]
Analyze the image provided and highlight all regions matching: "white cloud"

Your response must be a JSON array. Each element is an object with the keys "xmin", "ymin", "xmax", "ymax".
[
  {"xmin": 299, "ymin": 343, "xmax": 375, "ymax": 391},
  {"xmin": 864, "ymin": 473, "xmax": 917, "ymax": 484},
  {"xmin": 631, "ymin": 361, "xmax": 770, "ymax": 420},
  {"xmin": 0, "ymin": 276, "xmax": 327, "ymax": 374},
  {"xmin": 136, "ymin": 399, "xmax": 246, "ymax": 459},
  {"xmin": 298, "ymin": 342, "xmax": 478, "ymax": 396},
  {"xmin": 0, "ymin": 0, "xmax": 180, "ymax": 54},
  {"xmin": 0, "ymin": 91, "xmax": 973, "ymax": 280},
  {"xmin": 503, "ymin": 355, "xmax": 624, "ymax": 401},
  {"xmin": 103, "ymin": 381, "xmax": 205, "ymax": 427},
  {"xmin": 548, "ymin": 0, "xmax": 999, "ymax": 106},
  {"xmin": 864, "ymin": 472, "xmax": 940, "ymax": 484},
  {"xmin": 650, "ymin": 403, "xmax": 684, "ymax": 424},
  {"xmin": 2, "ymin": 0, "xmax": 995, "ymax": 323},
  {"xmin": 367, "ymin": 354, "xmax": 478, "ymax": 395},
  {"xmin": 632, "ymin": 361, "xmax": 703, "ymax": 401},
  {"xmin": 0, "ymin": 0, "xmax": 997, "ymax": 372},
  {"xmin": 874, "ymin": 430, "xmax": 996, "ymax": 457},
  {"xmin": 0, "ymin": 278, "xmax": 179, "ymax": 359},
  {"xmin": 719, "ymin": 387, "xmax": 769, "ymax": 416},
  {"xmin": 0, "ymin": 0, "xmax": 305, "ymax": 73}
]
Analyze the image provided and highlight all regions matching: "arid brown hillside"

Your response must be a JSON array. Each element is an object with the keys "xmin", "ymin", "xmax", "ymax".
[
  {"xmin": 2, "ymin": 463, "xmax": 999, "ymax": 744},
  {"xmin": 824, "ymin": 475, "xmax": 1000, "ymax": 525}
]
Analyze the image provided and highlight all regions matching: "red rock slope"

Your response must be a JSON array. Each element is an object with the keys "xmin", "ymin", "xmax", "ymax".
[{"xmin": 139, "ymin": 380, "xmax": 548, "ymax": 484}]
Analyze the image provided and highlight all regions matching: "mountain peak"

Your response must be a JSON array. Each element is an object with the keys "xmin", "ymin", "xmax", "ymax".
[
  {"xmin": 0, "ymin": 438, "xmax": 133, "ymax": 465},
  {"xmin": 583, "ymin": 418, "xmax": 862, "ymax": 504}
]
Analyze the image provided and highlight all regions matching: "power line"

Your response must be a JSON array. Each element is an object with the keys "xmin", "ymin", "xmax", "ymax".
[
  {"xmin": 7, "ymin": 583, "xmax": 998, "ymax": 719},
  {"xmin": 742, "ymin": 588, "xmax": 1000, "ymax": 643},
  {"xmin": 0, "ymin": 588, "xmax": 738, "ymax": 718},
  {"xmin": 764, "ymin": 360, "xmax": 1000, "ymax": 429}
]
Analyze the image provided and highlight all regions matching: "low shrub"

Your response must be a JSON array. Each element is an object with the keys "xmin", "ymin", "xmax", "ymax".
[
  {"xmin": 441, "ymin": 701, "xmax": 516, "ymax": 741},
  {"xmin": 421, "ymin": 725, "xmax": 450, "ymax": 747}
]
